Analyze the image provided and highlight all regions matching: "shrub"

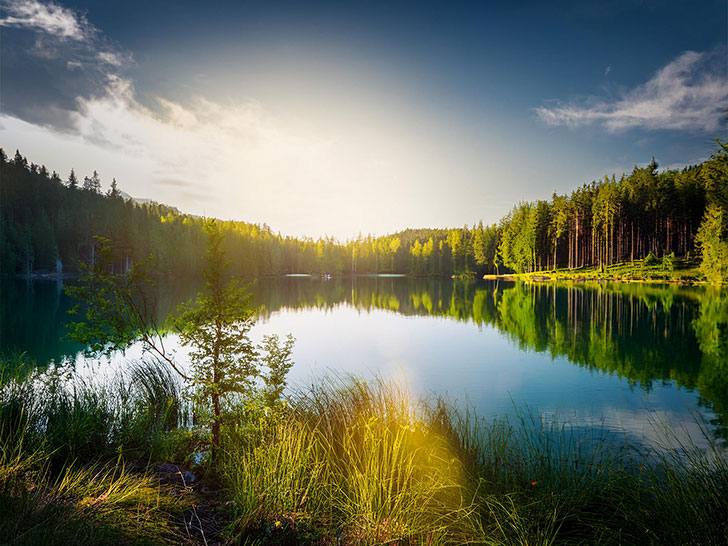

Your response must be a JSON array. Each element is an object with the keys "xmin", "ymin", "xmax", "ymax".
[{"xmin": 644, "ymin": 251, "xmax": 660, "ymax": 266}]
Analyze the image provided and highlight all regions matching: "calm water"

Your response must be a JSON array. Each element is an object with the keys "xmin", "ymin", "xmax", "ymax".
[{"xmin": 2, "ymin": 276, "xmax": 727, "ymax": 446}]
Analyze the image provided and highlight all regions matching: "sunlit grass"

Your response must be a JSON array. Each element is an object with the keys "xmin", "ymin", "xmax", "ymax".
[
  {"xmin": 2, "ymin": 357, "xmax": 726, "ymax": 545},
  {"xmin": 221, "ymin": 377, "xmax": 728, "ymax": 545},
  {"xmin": 0, "ymin": 439, "xmax": 191, "ymax": 545},
  {"xmin": 0, "ymin": 356, "xmax": 193, "ymax": 545},
  {"xmin": 523, "ymin": 257, "xmax": 704, "ymax": 283},
  {"xmin": 222, "ymin": 376, "xmax": 481, "ymax": 544}
]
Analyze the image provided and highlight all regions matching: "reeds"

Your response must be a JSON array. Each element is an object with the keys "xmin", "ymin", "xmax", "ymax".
[
  {"xmin": 2, "ymin": 358, "xmax": 726, "ymax": 545},
  {"xmin": 0, "ymin": 357, "xmax": 191, "ymax": 545},
  {"xmin": 221, "ymin": 376, "xmax": 728, "ymax": 546}
]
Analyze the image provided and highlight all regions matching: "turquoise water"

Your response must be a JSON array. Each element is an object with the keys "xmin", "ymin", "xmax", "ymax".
[{"xmin": 3, "ymin": 276, "xmax": 726, "ymax": 446}]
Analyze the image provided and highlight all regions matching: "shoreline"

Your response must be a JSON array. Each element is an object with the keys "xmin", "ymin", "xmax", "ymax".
[
  {"xmin": 482, "ymin": 273, "xmax": 707, "ymax": 285},
  {"xmin": 4, "ymin": 269, "xmax": 717, "ymax": 286}
]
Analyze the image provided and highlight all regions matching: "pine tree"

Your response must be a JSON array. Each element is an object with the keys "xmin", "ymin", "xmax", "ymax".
[
  {"xmin": 83, "ymin": 170, "xmax": 102, "ymax": 193},
  {"xmin": 174, "ymin": 221, "xmax": 294, "ymax": 460},
  {"xmin": 107, "ymin": 178, "xmax": 121, "ymax": 198},
  {"xmin": 68, "ymin": 169, "xmax": 79, "ymax": 189},
  {"xmin": 12, "ymin": 150, "xmax": 27, "ymax": 169},
  {"xmin": 695, "ymin": 204, "xmax": 728, "ymax": 283}
]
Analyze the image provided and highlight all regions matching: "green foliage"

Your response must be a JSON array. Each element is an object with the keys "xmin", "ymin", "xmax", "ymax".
[
  {"xmin": 2, "ymin": 356, "xmax": 727, "ymax": 545},
  {"xmin": 65, "ymin": 238, "xmax": 192, "ymax": 381},
  {"xmin": 259, "ymin": 333, "xmax": 296, "ymax": 409},
  {"xmin": 695, "ymin": 203, "xmax": 728, "ymax": 283},
  {"xmin": 0, "ymin": 359, "xmax": 184, "ymax": 468},
  {"xmin": 644, "ymin": 251, "xmax": 659, "ymax": 266},
  {"xmin": 661, "ymin": 251, "xmax": 676, "ymax": 271},
  {"xmin": 222, "ymin": 377, "xmax": 481, "ymax": 545},
  {"xmin": 66, "ymin": 222, "xmax": 296, "ymax": 463},
  {"xmin": 173, "ymin": 222, "xmax": 296, "ymax": 459},
  {"xmin": 221, "ymin": 376, "xmax": 728, "ymax": 546},
  {"xmin": 3, "ymin": 140, "xmax": 726, "ymax": 280},
  {"xmin": 174, "ymin": 222, "xmax": 259, "ymax": 457},
  {"xmin": 498, "ymin": 203, "xmax": 537, "ymax": 273},
  {"xmin": 0, "ymin": 377, "xmax": 188, "ymax": 546},
  {"xmin": 66, "ymin": 238, "xmax": 162, "ymax": 353}
]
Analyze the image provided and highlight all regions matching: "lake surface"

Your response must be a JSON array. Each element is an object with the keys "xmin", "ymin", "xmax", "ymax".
[{"xmin": 2, "ymin": 276, "xmax": 727, "ymax": 447}]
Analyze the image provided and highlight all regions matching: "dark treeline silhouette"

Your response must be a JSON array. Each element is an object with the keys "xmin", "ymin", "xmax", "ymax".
[
  {"xmin": 1, "ymin": 142, "xmax": 726, "ymax": 279},
  {"xmin": 0, "ymin": 148, "xmax": 348, "ymax": 278}
]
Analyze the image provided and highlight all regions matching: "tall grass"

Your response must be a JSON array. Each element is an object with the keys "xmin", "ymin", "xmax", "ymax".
[
  {"xmin": 0, "ymin": 357, "xmax": 193, "ymax": 545},
  {"xmin": 221, "ymin": 376, "xmax": 728, "ymax": 546},
  {"xmin": 222, "ymin": 376, "xmax": 482, "ymax": 545},
  {"xmin": 0, "ymin": 447, "xmax": 192, "ymax": 545},
  {"xmin": 2, "ymin": 359, "xmax": 726, "ymax": 545},
  {"xmin": 0, "ymin": 358, "xmax": 185, "ymax": 467}
]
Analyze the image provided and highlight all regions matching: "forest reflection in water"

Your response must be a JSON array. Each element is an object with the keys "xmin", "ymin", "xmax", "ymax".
[{"xmin": 2, "ymin": 276, "xmax": 726, "ymax": 440}]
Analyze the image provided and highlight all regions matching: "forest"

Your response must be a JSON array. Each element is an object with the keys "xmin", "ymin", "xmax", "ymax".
[{"xmin": 1, "ymin": 142, "xmax": 726, "ymax": 281}]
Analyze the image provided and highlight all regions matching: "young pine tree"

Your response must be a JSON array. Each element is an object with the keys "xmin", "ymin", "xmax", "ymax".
[
  {"xmin": 695, "ymin": 204, "xmax": 728, "ymax": 283},
  {"xmin": 67, "ymin": 226, "xmax": 295, "ymax": 463},
  {"xmin": 174, "ymin": 222, "xmax": 259, "ymax": 459}
]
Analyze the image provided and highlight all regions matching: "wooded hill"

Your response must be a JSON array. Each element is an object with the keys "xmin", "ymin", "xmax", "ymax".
[{"xmin": 1, "ymin": 142, "xmax": 726, "ymax": 281}]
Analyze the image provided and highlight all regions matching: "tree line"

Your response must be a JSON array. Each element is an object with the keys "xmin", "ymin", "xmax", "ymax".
[
  {"xmin": 0, "ymin": 148, "xmax": 348, "ymax": 278},
  {"xmin": 495, "ymin": 145, "xmax": 727, "ymax": 278},
  {"xmin": 1, "ymin": 142, "xmax": 726, "ymax": 280}
]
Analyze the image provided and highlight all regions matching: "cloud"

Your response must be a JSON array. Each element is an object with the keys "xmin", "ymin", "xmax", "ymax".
[
  {"xmin": 29, "ymin": 69, "xmax": 343, "ymax": 221},
  {"xmin": 97, "ymin": 51, "xmax": 127, "ymax": 67},
  {"xmin": 604, "ymin": 65, "xmax": 611, "ymax": 76},
  {"xmin": 0, "ymin": 0, "xmax": 131, "ymax": 131},
  {"xmin": 536, "ymin": 50, "xmax": 728, "ymax": 133},
  {"xmin": 153, "ymin": 178, "xmax": 195, "ymax": 188},
  {"xmin": 0, "ymin": 0, "xmax": 91, "ymax": 41},
  {"xmin": 0, "ymin": 0, "xmax": 511, "ymax": 238},
  {"xmin": 0, "ymin": 0, "xmax": 385, "ymax": 236}
]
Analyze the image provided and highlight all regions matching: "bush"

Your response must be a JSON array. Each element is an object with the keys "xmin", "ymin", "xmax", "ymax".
[
  {"xmin": 644, "ymin": 251, "xmax": 660, "ymax": 266},
  {"xmin": 662, "ymin": 251, "xmax": 676, "ymax": 271}
]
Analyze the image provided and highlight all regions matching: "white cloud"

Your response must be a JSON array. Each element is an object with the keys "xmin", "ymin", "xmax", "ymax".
[
  {"xmin": 97, "ymin": 51, "xmax": 126, "ymax": 67},
  {"xmin": 12, "ymin": 72, "xmax": 377, "ymax": 234},
  {"xmin": 1, "ymin": 0, "xmax": 133, "ymax": 131},
  {"xmin": 0, "ymin": 1, "xmax": 468, "ymax": 239},
  {"xmin": 0, "ymin": 0, "xmax": 91, "ymax": 41},
  {"xmin": 536, "ymin": 50, "xmax": 728, "ymax": 133},
  {"xmin": 2, "ymin": 63, "xmax": 475, "ymax": 238}
]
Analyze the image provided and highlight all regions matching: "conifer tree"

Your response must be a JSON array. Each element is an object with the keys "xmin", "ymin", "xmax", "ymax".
[
  {"xmin": 83, "ymin": 170, "xmax": 102, "ymax": 193},
  {"xmin": 695, "ymin": 204, "xmax": 728, "ymax": 283},
  {"xmin": 107, "ymin": 178, "xmax": 121, "ymax": 198},
  {"xmin": 67, "ymin": 169, "xmax": 79, "ymax": 189}
]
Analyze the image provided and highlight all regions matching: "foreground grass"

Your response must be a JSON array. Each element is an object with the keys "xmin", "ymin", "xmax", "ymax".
[
  {"xmin": 223, "ymin": 378, "xmax": 728, "ymax": 546},
  {"xmin": 0, "ymin": 359, "xmax": 202, "ymax": 545},
  {"xmin": 1, "ymin": 360, "xmax": 727, "ymax": 545}
]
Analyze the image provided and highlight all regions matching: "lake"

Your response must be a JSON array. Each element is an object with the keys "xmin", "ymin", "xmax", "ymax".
[{"xmin": 2, "ymin": 276, "xmax": 726, "ymax": 448}]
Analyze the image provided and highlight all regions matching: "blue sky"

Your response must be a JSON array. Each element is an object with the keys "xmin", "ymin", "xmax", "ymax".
[{"xmin": 1, "ymin": 0, "xmax": 726, "ymax": 238}]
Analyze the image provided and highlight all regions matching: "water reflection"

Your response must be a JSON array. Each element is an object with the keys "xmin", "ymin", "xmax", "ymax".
[
  {"xmin": 254, "ymin": 277, "xmax": 727, "ymax": 438},
  {"xmin": 2, "ymin": 276, "xmax": 726, "ymax": 439}
]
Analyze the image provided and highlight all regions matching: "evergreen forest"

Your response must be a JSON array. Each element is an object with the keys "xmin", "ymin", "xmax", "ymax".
[{"xmin": 1, "ymin": 142, "xmax": 726, "ymax": 281}]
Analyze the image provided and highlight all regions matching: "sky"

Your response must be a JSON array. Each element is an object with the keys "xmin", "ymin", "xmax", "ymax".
[{"xmin": 1, "ymin": 0, "xmax": 726, "ymax": 239}]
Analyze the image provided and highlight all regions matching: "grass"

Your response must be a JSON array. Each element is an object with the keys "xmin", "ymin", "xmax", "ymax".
[
  {"xmin": 1, "ymin": 359, "xmax": 727, "ymax": 545},
  {"xmin": 0, "ymin": 357, "xmax": 198, "ymax": 545},
  {"xmin": 487, "ymin": 256, "xmax": 707, "ymax": 284},
  {"xmin": 221, "ymin": 377, "xmax": 728, "ymax": 546},
  {"xmin": 0, "ymin": 446, "xmax": 194, "ymax": 545}
]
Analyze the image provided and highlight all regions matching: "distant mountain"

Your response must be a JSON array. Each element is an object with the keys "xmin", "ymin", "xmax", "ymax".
[{"xmin": 119, "ymin": 190, "xmax": 184, "ymax": 215}]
